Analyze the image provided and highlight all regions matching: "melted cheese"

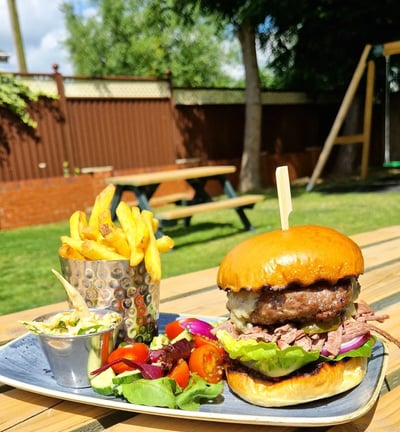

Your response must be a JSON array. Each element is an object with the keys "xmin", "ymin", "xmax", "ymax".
[{"xmin": 226, "ymin": 290, "xmax": 260, "ymax": 331}]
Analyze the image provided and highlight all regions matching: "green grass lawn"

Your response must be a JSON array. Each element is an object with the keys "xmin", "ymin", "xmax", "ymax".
[{"xmin": 1, "ymin": 173, "xmax": 400, "ymax": 315}]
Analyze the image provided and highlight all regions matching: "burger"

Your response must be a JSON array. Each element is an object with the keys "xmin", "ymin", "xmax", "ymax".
[{"xmin": 214, "ymin": 225, "xmax": 388, "ymax": 407}]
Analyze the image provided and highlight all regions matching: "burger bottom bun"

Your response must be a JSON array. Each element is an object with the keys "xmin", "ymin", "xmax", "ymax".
[{"xmin": 225, "ymin": 357, "xmax": 368, "ymax": 407}]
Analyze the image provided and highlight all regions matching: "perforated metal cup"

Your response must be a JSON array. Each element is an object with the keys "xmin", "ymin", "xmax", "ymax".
[
  {"xmin": 35, "ymin": 308, "xmax": 121, "ymax": 388},
  {"xmin": 59, "ymin": 257, "xmax": 160, "ymax": 343}
]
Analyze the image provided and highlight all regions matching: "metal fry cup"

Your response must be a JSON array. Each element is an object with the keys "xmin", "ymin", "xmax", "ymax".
[
  {"xmin": 34, "ymin": 308, "xmax": 121, "ymax": 388},
  {"xmin": 59, "ymin": 257, "xmax": 160, "ymax": 343}
]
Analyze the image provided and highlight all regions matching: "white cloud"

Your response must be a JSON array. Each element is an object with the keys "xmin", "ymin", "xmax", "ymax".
[{"xmin": 0, "ymin": 0, "xmax": 77, "ymax": 74}]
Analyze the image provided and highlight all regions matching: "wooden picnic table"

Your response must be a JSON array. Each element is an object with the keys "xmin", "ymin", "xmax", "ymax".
[
  {"xmin": 1, "ymin": 225, "xmax": 400, "ymax": 431},
  {"xmin": 105, "ymin": 165, "xmax": 264, "ymax": 235}
]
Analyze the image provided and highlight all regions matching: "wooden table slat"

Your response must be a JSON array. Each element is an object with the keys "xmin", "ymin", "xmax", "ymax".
[
  {"xmin": 350, "ymin": 225, "xmax": 400, "ymax": 247},
  {"xmin": 0, "ymin": 391, "xmax": 123, "ymax": 432},
  {"xmin": 105, "ymin": 165, "xmax": 237, "ymax": 187},
  {"xmin": 0, "ymin": 389, "xmax": 60, "ymax": 431},
  {"xmin": 361, "ymin": 238, "xmax": 400, "ymax": 271},
  {"xmin": 326, "ymin": 385, "xmax": 400, "ymax": 431},
  {"xmin": 105, "ymin": 413, "xmax": 302, "ymax": 431}
]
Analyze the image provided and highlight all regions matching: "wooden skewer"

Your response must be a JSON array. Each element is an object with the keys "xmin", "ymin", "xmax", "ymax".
[{"xmin": 275, "ymin": 166, "xmax": 292, "ymax": 230}]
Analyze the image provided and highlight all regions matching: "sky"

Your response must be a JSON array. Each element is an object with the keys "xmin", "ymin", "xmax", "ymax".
[{"xmin": 0, "ymin": 0, "xmax": 90, "ymax": 75}]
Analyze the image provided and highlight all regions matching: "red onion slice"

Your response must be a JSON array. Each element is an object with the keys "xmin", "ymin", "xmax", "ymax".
[
  {"xmin": 91, "ymin": 358, "xmax": 164, "ymax": 379},
  {"xmin": 338, "ymin": 333, "xmax": 370, "ymax": 354},
  {"xmin": 321, "ymin": 333, "xmax": 370, "ymax": 356},
  {"xmin": 180, "ymin": 318, "xmax": 217, "ymax": 340}
]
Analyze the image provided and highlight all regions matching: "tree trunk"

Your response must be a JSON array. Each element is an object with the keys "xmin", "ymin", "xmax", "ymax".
[{"xmin": 237, "ymin": 21, "xmax": 262, "ymax": 192}]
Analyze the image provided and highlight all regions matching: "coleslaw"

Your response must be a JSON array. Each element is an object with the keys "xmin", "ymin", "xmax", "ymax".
[{"xmin": 20, "ymin": 309, "xmax": 122, "ymax": 336}]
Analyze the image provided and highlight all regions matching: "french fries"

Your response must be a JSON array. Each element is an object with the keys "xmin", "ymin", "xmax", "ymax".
[
  {"xmin": 155, "ymin": 234, "xmax": 174, "ymax": 253},
  {"xmin": 100, "ymin": 224, "xmax": 131, "ymax": 257},
  {"xmin": 116, "ymin": 201, "xmax": 144, "ymax": 267},
  {"xmin": 58, "ymin": 185, "xmax": 174, "ymax": 282},
  {"xmin": 60, "ymin": 235, "xmax": 84, "ymax": 254},
  {"xmin": 80, "ymin": 239, "xmax": 126, "ymax": 261},
  {"xmin": 88, "ymin": 184, "xmax": 116, "ymax": 232},
  {"xmin": 141, "ymin": 210, "xmax": 161, "ymax": 283},
  {"xmin": 68, "ymin": 210, "xmax": 83, "ymax": 240},
  {"xmin": 58, "ymin": 243, "xmax": 85, "ymax": 260}
]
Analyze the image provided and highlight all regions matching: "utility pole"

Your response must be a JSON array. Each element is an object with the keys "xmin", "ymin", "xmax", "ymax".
[{"xmin": 7, "ymin": 0, "xmax": 27, "ymax": 72}]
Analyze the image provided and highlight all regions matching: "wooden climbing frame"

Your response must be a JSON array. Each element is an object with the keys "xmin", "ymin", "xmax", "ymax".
[{"xmin": 306, "ymin": 40, "xmax": 400, "ymax": 191}]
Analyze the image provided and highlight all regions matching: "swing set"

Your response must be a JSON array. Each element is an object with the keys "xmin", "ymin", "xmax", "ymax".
[{"xmin": 306, "ymin": 40, "xmax": 400, "ymax": 191}]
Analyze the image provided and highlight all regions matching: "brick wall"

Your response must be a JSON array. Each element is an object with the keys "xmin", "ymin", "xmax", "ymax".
[
  {"xmin": 0, "ymin": 164, "xmax": 194, "ymax": 230},
  {"xmin": 0, "ymin": 171, "xmax": 110, "ymax": 230}
]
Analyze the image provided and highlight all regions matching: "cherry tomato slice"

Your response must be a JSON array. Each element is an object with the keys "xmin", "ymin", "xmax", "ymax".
[
  {"xmin": 164, "ymin": 318, "xmax": 197, "ymax": 340},
  {"xmin": 192, "ymin": 334, "xmax": 225, "ymax": 355},
  {"xmin": 164, "ymin": 320, "xmax": 185, "ymax": 340},
  {"xmin": 107, "ymin": 343, "xmax": 149, "ymax": 374},
  {"xmin": 189, "ymin": 344, "xmax": 224, "ymax": 384},
  {"xmin": 168, "ymin": 359, "xmax": 190, "ymax": 389}
]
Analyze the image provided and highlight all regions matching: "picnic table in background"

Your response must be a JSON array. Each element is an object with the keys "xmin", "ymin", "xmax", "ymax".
[
  {"xmin": 1, "ymin": 226, "xmax": 400, "ymax": 431},
  {"xmin": 105, "ymin": 165, "xmax": 264, "ymax": 235}
]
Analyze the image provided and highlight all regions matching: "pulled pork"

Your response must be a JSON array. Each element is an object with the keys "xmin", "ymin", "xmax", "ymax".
[{"xmin": 213, "ymin": 300, "xmax": 400, "ymax": 357}]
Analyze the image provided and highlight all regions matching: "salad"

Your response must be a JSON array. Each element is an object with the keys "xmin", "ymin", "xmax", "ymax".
[{"xmin": 90, "ymin": 317, "xmax": 225, "ymax": 410}]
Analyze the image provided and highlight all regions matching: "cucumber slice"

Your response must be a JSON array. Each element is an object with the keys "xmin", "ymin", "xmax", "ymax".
[
  {"xmin": 171, "ymin": 329, "xmax": 192, "ymax": 344},
  {"xmin": 112, "ymin": 370, "xmax": 141, "ymax": 385},
  {"xmin": 90, "ymin": 367, "xmax": 116, "ymax": 396}
]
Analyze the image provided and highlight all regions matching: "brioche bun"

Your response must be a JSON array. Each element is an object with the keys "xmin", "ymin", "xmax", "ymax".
[
  {"xmin": 217, "ymin": 225, "xmax": 364, "ymax": 292},
  {"xmin": 225, "ymin": 357, "xmax": 368, "ymax": 407}
]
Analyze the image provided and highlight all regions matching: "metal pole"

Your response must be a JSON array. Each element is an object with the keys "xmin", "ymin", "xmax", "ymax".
[
  {"xmin": 7, "ymin": 0, "xmax": 27, "ymax": 72},
  {"xmin": 384, "ymin": 55, "xmax": 391, "ymax": 164}
]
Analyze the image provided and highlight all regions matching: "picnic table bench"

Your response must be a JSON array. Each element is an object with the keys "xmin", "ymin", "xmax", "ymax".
[{"xmin": 105, "ymin": 165, "xmax": 264, "ymax": 235}]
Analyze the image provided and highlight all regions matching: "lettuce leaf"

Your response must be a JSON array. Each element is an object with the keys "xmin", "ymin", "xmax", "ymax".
[
  {"xmin": 121, "ymin": 377, "xmax": 178, "ymax": 408},
  {"xmin": 121, "ymin": 375, "xmax": 223, "ymax": 410},
  {"xmin": 176, "ymin": 374, "xmax": 224, "ymax": 411},
  {"xmin": 216, "ymin": 330, "xmax": 376, "ymax": 379},
  {"xmin": 216, "ymin": 330, "xmax": 320, "ymax": 378}
]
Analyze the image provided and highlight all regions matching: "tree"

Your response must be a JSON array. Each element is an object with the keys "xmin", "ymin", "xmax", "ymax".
[
  {"xmin": 237, "ymin": 18, "xmax": 262, "ymax": 192},
  {"xmin": 61, "ymin": 0, "xmax": 238, "ymax": 87},
  {"xmin": 265, "ymin": 0, "xmax": 400, "ymax": 94},
  {"xmin": 263, "ymin": 0, "xmax": 400, "ymax": 176},
  {"xmin": 177, "ymin": 1, "xmax": 279, "ymax": 192}
]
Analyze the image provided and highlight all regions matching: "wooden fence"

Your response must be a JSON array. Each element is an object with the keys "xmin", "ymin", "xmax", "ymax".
[
  {"xmin": 0, "ymin": 69, "xmax": 178, "ymax": 181},
  {"xmin": 2, "ymin": 68, "xmax": 386, "ymax": 183}
]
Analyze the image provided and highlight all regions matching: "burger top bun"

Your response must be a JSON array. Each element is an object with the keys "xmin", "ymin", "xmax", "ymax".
[{"xmin": 217, "ymin": 225, "xmax": 364, "ymax": 292}]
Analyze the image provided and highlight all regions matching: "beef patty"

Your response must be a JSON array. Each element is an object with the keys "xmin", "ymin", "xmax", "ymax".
[
  {"xmin": 249, "ymin": 278, "xmax": 359, "ymax": 326},
  {"xmin": 243, "ymin": 278, "xmax": 359, "ymax": 326}
]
